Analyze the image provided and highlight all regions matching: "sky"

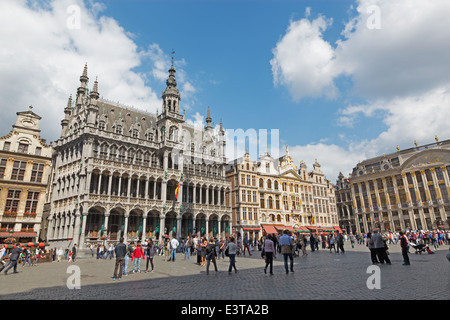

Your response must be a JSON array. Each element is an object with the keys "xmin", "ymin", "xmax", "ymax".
[{"xmin": 1, "ymin": 0, "xmax": 450, "ymax": 182}]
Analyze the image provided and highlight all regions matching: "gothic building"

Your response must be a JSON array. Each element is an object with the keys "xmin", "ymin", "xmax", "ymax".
[{"xmin": 45, "ymin": 64, "xmax": 232, "ymax": 248}]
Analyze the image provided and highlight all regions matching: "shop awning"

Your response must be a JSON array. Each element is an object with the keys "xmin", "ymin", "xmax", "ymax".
[
  {"xmin": 334, "ymin": 226, "xmax": 343, "ymax": 233},
  {"xmin": 12, "ymin": 232, "xmax": 37, "ymax": 238},
  {"xmin": 262, "ymin": 224, "xmax": 278, "ymax": 234},
  {"xmin": 295, "ymin": 226, "xmax": 310, "ymax": 233},
  {"xmin": 243, "ymin": 227, "xmax": 260, "ymax": 231}
]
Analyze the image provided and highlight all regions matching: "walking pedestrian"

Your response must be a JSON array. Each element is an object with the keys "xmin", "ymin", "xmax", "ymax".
[
  {"xmin": 310, "ymin": 233, "xmax": 316, "ymax": 252},
  {"xmin": 131, "ymin": 241, "xmax": 145, "ymax": 273},
  {"xmin": 399, "ymin": 232, "xmax": 410, "ymax": 265},
  {"xmin": 205, "ymin": 237, "xmax": 218, "ymax": 275},
  {"xmin": 22, "ymin": 247, "xmax": 31, "ymax": 267},
  {"xmin": 371, "ymin": 229, "xmax": 391, "ymax": 264},
  {"xmin": 113, "ymin": 237, "xmax": 127, "ymax": 280},
  {"xmin": 1, "ymin": 245, "xmax": 22, "ymax": 274},
  {"xmin": 0, "ymin": 246, "xmax": 6, "ymax": 267},
  {"xmin": 71, "ymin": 244, "xmax": 77, "ymax": 262},
  {"xmin": 329, "ymin": 234, "xmax": 336, "ymax": 253},
  {"xmin": 57, "ymin": 248, "xmax": 64, "ymax": 262},
  {"xmin": 243, "ymin": 235, "xmax": 252, "ymax": 256},
  {"xmin": 337, "ymin": 232, "xmax": 345, "ymax": 253},
  {"xmin": 145, "ymin": 239, "xmax": 155, "ymax": 273},
  {"xmin": 225, "ymin": 237, "xmax": 238, "ymax": 274},
  {"xmin": 263, "ymin": 234, "xmax": 275, "ymax": 275},
  {"xmin": 184, "ymin": 236, "xmax": 192, "ymax": 260},
  {"xmin": 367, "ymin": 232, "xmax": 379, "ymax": 264},
  {"xmin": 279, "ymin": 230, "xmax": 295, "ymax": 274}
]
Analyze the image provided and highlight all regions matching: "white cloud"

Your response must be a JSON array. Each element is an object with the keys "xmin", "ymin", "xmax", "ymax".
[
  {"xmin": 270, "ymin": 14, "xmax": 339, "ymax": 101},
  {"xmin": 273, "ymin": 0, "xmax": 450, "ymax": 180},
  {"xmin": 0, "ymin": 0, "xmax": 197, "ymax": 142}
]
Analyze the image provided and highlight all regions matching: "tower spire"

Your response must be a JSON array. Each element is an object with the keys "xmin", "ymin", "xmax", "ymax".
[{"xmin": 206, "ymin": 107, "xmax": 212, "ymax": 129}]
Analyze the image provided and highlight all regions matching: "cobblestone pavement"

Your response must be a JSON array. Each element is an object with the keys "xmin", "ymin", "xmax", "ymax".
[{"xmin": 0, "ymin": 242, "xmax": 449, "ymax": 301}]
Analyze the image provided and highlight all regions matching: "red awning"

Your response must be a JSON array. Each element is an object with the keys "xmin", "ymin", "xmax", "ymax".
[
  {"xmin": 284, "ymin": 226, "xmax": 295, "ymax": 232},
  {"xmin": 262, "ymin": 225, "xmax": 278, "ymax": 234},
  {"xmin": 0, "ymin": 232, "xmax": 10, "ymax": 238},
  {"xmin": 12, "ymin": 232, "xmax": 37, "ymax": 238},
  {"xmin": 295, "ymin": 226, "xmax": 310, "ymax": 233},
  {"xmin": 334, "ymin": 227, "xmax": 343, "ymax": 233},
  {"xmin": 243, "ymin": 227, "xmax": 260, "ymax": 231}
]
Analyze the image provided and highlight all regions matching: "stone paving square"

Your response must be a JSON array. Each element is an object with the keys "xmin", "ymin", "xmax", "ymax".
[{"xmin": 0, "ymin": 243, "xmax": 448, "ymax": 302}]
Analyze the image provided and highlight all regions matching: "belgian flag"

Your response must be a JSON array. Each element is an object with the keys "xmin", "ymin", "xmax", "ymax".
[{"xmin": 175, "ymin": 180, "xmax": 180, "ymax": 200}]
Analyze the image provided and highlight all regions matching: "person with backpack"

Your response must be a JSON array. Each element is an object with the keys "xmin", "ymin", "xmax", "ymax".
[
  {"xmin": 205, "ymin": 237, "xmax": 218, "ymax": 275},
  {"xmin": 225, "ymin": 237, "xmax": 238, "ymax": 274},
  {"xmin": 123, "ymin": 242, "xmax": 134, "ymax": 276},
  {"xmin": 113, "ymin": 237, "xmax": 127, "ymax": 280}
]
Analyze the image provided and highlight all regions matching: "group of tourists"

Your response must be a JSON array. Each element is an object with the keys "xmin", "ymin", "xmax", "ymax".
[{"xmin": 0, "ymin": 243, "xmax": 78, "ymax": 275}]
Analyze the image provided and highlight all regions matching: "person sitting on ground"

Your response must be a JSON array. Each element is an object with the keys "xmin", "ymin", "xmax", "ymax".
[{"xmin": 426, "ymin": 246, "xmax": 435, "ymax": 254}]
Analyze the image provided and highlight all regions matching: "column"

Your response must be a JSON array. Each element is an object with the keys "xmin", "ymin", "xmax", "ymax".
[
  {"xmin": 108, "ymin": 174, "xmax": 113, "ymax": 196},
  {"xmin": 419, "ymin": 170, "xmax": 430, "ymax": 228},
  {"xmin": 97, "ymin": 173, "xmax": 103, "ymax": 194},
  {"xmin": 118, "ymin": 176, "xmax": 122, "ymax": 196},
  {"xmin": 159, "ymin": 215, "xmax": 166, "ymax": 243},
  {"xmin": 79, "ymin": 212, "xmax": 88, "ymax": 249},
  {"xmin": 176, "ymin": 217, "xmax": 181, "ymax": 239},
  {"xmin": 141, "ymin": 214, "xmax": 147, "ymax": 242},
  {"xmin": 206, "ymin": 217, "xmax": 209, "ymax": 237},
  {"xmin": 103, "ymin": 214, "xmax": 109, "ymax": 237},
  {"xmin": 144, "ymin": 178, "xmax": 149, "ymax": 200},
  {"xmin": 127, "ymin": 177, "xmax": 132, "ymax": 198},
  {"xmin": 123, "ymin": 214, "xmax": 129, "ymax": 243},
  {"xmin": 72, "ymin": 211, "xmax": 81, "ymax": 247}
]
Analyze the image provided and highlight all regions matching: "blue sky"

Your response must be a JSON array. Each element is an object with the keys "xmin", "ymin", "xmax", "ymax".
[{"xmin": 1, "ymin": 0, "xmax": 450, "ymax": 180}]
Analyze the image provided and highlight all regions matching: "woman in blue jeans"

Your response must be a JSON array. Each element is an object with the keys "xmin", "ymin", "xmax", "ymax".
[{"xmin": 225, "ymin": 237, "xmax": 238, "ymax": 274}]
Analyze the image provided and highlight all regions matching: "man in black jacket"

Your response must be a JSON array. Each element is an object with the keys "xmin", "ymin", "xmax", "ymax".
[
  {"xmin": 1, "ymin": 245, "xmax": 22, "ymax": 274},
  {"xmin": 113, "ymin": 237, "xmax": 127, "ymax": 280}
]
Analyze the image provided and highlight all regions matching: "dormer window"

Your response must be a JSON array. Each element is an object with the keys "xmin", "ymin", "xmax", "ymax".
[{"xmin": 18, "ymin": 143, "xmax": 29, "ymax": 153}]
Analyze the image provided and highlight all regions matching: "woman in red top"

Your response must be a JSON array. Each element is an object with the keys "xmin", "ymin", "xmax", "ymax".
[{"xmin": 131, "ymin": 241, "xmax": 145, "ymax": 273}]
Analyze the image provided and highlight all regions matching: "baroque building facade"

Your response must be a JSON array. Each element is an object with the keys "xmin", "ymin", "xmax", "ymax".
[
  {"xmin": 226, "ymin": 147, "xmax": 339, "ymax": 239},
  {"xmin": 0, "ymin": 107, "xmax": 53, "ymax": 243},
  {"xmin": 335, "ymin": 172, "xmax": 355, "ymax": 234},
  {"xmin": 45, "ymin": 64, "xmax": 231, "ymax": 248},
  {"xmin": 349, "ymin": 138, "xmax": 450, "ymax": 234}
]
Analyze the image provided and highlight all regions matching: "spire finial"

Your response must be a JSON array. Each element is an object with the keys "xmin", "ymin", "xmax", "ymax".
[
  {"xmin": 206, "ymin": 107, "xmax": 212, "ymax": 129},
  {"xmin": 171, "ymin": 49, "xmax": 175, "ymax": 66}
]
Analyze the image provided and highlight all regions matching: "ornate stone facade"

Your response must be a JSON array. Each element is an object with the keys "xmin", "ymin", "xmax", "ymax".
[
  {"xmin": 226, "ymin": 147, "xmax": 339, "ymax": 239},
  {"xmin": 46, "ymin": 64, "xmax": 232, "ymax": 248},
  {"xmin": 0, "ymin": 107, "xmax": 53, "ymax": 243},
  {"xmin": 349, "ymin": 138, "xmax": 450, "ymax": 233}
]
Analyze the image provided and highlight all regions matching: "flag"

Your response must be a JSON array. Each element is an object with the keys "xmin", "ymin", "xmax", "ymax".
[
  {"xmin": 311, "ymin": 216, "xmax": 314, "ymax": 225},
  {"xmin": 175, "ymin": 180, "xmax": 180, "ymax": 200}
]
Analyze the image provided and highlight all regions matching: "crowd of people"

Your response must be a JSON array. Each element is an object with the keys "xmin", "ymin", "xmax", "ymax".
[{"xmin": 1, "ymin": 228, "xmax": 449, "ymax": 278}]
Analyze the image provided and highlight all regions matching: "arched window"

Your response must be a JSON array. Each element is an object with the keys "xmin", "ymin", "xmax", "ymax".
[{"xmin": 259, "ymin": 178, "xmax": 264, "ymax": 188}]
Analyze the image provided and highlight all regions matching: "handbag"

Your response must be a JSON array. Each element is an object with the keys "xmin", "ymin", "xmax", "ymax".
[{"xmin": 225, "ymin": 248, "xmax": 229, "ymax": 257}]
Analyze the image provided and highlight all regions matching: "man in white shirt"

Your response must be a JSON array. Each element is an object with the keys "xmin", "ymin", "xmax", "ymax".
[{"xmin": 170, "ymin": 236, "xmax": 179, "ymax": 262}]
